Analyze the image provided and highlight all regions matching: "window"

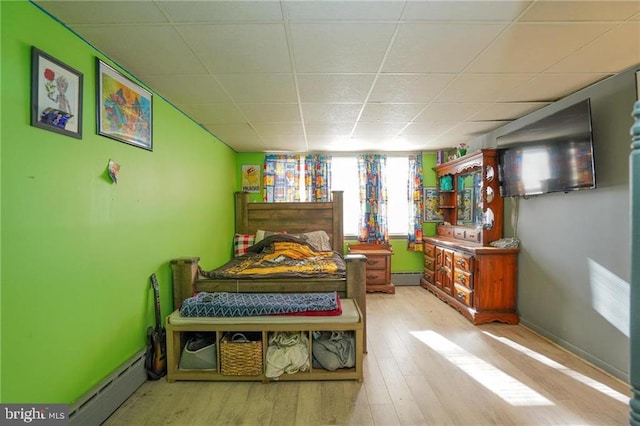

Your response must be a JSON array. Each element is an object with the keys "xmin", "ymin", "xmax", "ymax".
[
  {"xmin": 386, "ymin": 157, "xmax": 409, "ymax": 235},
  {"xmin": 331, "ymin": 155, "xmax": 409, "ymax": 236},
  {"xmin": 331, "ymin": 157, "xmax": 359, "ymax": 236}
]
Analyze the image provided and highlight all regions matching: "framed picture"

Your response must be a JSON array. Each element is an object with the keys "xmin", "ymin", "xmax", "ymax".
[
  {"xmin": 31, "ymin": 47, "xmax": 83, "ymax": 139},
  {"xmin": 241, "ymin": 165, "xmax": 261, "ymax": 193},
  {"xmin": 96, "ymin": 59, "xmax": 153, "ymax": 151},
  {"xmin": 424, "ymin": 187, "xmax": 443, "ymax": 222}
]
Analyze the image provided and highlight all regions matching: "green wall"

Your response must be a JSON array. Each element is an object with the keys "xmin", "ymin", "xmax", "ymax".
[{"xmin": 1, "ymin": 1, "xmax": 237, "ymax": 403}]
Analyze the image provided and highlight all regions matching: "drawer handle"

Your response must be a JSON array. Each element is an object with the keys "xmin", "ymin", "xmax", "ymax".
[
  {"xmin": 366, "ymin": 274, "xmax": 378, "ymax": 280},
  {"xmin": 367, "ymin": 260, "xmax": 378, "ymax": 266},
  {"xmin": 456, "ymin": 258, "xmax": 466, "ymax": 266},
  {"xmin": 425, "ymin": 261, "xmax": 432, "ymax": 268},
  {"xmin": 456, "ymin": 291, "xmax": 465, "ymax": 299},
  {"xmin": 457, "ymin": 274, "xmax": 466, "ymax": 284}
]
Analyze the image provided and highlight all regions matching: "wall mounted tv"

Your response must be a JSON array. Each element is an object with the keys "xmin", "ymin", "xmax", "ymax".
[{"xmin": 497, "ymin": 99, "xmax": 596, "ymax": 198}]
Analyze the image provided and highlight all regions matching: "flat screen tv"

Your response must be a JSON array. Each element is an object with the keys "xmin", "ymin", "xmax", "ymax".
[{"xmin": 497, "ymin": 99, "xmax": 596, "ymax": 198}]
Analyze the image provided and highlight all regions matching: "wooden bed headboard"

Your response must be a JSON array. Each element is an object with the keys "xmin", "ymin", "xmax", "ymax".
[{"xmin": 234, "ymin": 190, "xmax": 345, "ymax": 254}]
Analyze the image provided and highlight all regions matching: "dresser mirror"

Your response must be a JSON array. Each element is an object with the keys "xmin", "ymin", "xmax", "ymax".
[{"xmin": 456, "ymin": 169, "xmax": 484, "ymax": 227}]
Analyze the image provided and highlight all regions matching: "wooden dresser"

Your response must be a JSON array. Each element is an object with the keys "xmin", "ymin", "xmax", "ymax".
[
  {"xmin": 421, "ymin": 149, "xmax": 519, "ymax": 324},
  {"xmin": 421, "ymin": 238, "xmax": 518, "ymax": 324},
  {"xmin": 347, "ymin": 243, "xmax": 394, "ymax": 294}
]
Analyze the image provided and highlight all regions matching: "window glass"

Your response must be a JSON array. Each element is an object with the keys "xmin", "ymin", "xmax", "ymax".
[
  {"xmin": 331, "ymin": 157, "xmax": 359, "ymax": 236},
  {"xmin": 387, "ymin": 157, "xmax": 409, "ymax": 235},
  {"xmin": 331, "ymin": 156, "xmax": 409, "ymax": 236}
]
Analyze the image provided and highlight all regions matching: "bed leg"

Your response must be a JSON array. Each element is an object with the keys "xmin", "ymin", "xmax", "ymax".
[
  {"xmin": 345, "ymin": 253, "xmax": 367, "ymax": 354},
  {"xmin": 170, "ymin": 257, "xmax": 200, "ymax": 310}
]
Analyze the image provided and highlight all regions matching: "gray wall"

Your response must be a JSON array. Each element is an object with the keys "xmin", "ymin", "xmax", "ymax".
[{"xmin": 474, "ymin": 67, "xmax": 638, "ymax": 382}]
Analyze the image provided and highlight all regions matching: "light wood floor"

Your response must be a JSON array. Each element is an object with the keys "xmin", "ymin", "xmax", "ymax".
[{"xmin": 104, "ymin": 286, "xmax": 630, "ymax": 425}]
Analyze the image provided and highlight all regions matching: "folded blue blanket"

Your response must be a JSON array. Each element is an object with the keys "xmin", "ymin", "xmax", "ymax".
[{"xmin": 180, "ymin": 292, "xmax": 339, "ymax": 317}]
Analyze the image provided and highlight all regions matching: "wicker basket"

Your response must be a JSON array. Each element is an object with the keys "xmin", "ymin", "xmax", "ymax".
[{"xmin": 220, "ymin": 333, "xmax": 263, "ymax": 376}]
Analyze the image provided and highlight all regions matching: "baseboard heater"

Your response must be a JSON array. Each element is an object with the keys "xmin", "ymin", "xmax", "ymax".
[
  {"xmin": 391, "ymin": 272, "xmax": 422, "ymax": 286},
  {"xmin": 69, "ymin": 349, "xmax": 147, "ymax": 426}
]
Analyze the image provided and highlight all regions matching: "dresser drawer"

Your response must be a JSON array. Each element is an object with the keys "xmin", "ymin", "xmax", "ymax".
[
  {"xmin": 455, "ymin": 270, "xmax": 473, "ymax": 289},
  {"xmin": 423, "ymin": 255, "xmax": 435, "ymax": 272},
  {"xmin": 365, "ymin": 269, "xmax": 388, "ymax": 284},
  {"xmin": 365, "ymin": 254, "xmax": 388, "ymax": 270},
  {"xmin": 453, "ymin": 252, "xmax": 473, "ymax": 273},
  {"xmin": 423, "ymin": 269, "xmax": 434, "ymax": 284},
  {"xmin": 453, "ymin": 283, "xmax": 473, "ymax": 306},
  {"xmin": 464, "ymin": 228, "xmax": 481, "ymax": 243},
  {"xmin": 424, "ymin": 243, "xmax": 435, "ymax": 258},
  {"xmin": 437, "ymin": 226, "xmax": 453, "ymax": 238}
]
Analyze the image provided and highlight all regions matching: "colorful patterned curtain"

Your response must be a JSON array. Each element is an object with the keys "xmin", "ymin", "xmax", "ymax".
[
  {"xmin": 407, "ymin": 154, "xmax": 424, "ymax": 251},
  {"xmin": 357, "ymin": 154, "xmax": 388, "ymax": 244},
  {"xmin": 305, "ymin": 154, "xmax": 332, "ymax": 202},
  {"xmin": 263, "ymin": 154, "xmax": 301, "ymax": 202}
]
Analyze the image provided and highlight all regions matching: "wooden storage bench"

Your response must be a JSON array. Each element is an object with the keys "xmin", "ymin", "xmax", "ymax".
[{"xmin": 166, "ymin": 299, "xmax": 364, "ymax": 383}]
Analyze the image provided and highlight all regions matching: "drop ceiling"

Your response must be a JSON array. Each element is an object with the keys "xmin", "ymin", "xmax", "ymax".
[{"xmin": 34, "ymin": 0, "xmax": 640, "ymax": 153}]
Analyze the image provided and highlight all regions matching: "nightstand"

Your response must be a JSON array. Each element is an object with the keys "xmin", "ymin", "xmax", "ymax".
[{"xmin": 347, "ymin": 243, "xmax": 394, "ymax": 294}]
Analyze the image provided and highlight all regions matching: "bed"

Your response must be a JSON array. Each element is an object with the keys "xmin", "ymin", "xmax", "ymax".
[{"xmin": 170, "ymin": 190, "xmax": 368, "ymax": 351}]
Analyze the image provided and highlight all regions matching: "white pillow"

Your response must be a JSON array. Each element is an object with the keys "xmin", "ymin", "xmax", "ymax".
[{"xmin": 303, "ymin": 230, "xmax": 332, "ymax": 251}]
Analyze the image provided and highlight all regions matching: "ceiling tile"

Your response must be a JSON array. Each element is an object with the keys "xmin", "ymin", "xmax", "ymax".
[
  {"xmin": 414, "ymin": 103, "xmax": 489, "ymax": 122},
  {"xmin": 237, "ymin": 103, "xmax": 301, "ymax": 122},
  {"xmin": 469, "ymin": 102, "xmax": 549, "ymax": 121},
  {"xmin": 359, "ymin": 103, "xmax": 425, "ymax": 122},
  {"xmin": 402, "ymin": 1, "xmax": 532, "ymax": 21},
  {"xmin": 343, "ymin": 137, "xmax": 403, "ymax": 152},
  {"xmin": 305, "ymin": 123, "xmax": 356, "ymax": 136},
  {"xmin": 547, "ymin": 22, "xmax": 640, "ymax": 73},
  {"xmin": 177, "ymin": 103, "xmax": 246, "ymax": 124},
  {"xmin": 297, "ymin": 74, "xmax": 375, "ymax": 103},
  {"xmin": 498, "ymin": 73, "xmax": 611, "ymax": 101},
  {"xmin": 306, "ymin": 135, "xmax": 352, "ymax": 149},
  {"xmin": 284, "ymin": 1, "xmax": 405, "ymax": 20},
  {"xmin": 252, "ymin": 122, "xmax": 304, "ymax": 136},
  {"xmin": 393, "ymin": 134, "xmax": 440, "ymax": 148},
  {"xmin": 466, "ymin": 22, "xmax": 616, "ymax": 73},
  {"xmin": 74, "ymin": 25, "xmax": 207, "ymax": 75},
  {"xmin": 435, "ymin": 74, "xmax": 534, "ymax": 103},
  {"xmin": 290, "ymin": 23, "xmax": 396, "ymax": 72},
  {"xmin": 35, "ymin": 1, "xmax": 167, "ymax": 24},
  {"xmin": 140, "ymin": 74, "xmax": 230, "ymax": 104},
  {"xmin": 215, "ymin": 74, "xmax": 297, "ymax": 103},
  {"xmin": 352, "ymin": 122, "xmax": 407, "ymax": 137},
  {"xmin": 179, "ymin": 24, "xmax": 291, "ymax": 73},
  {"xmin": 519, "ymin": 1, "xmax": 640, "ymax": 21},
  {"xmin": 369, "ymin": 74, "xmax": 455, "ymax": 103},
  {"xmin": 301, "ymin": 104, "xmax": 363, "ymax": 122},
  {"xmin": 383, "ymin": 23, "xmax": 507, "ymax": 73},
  {"xmin": 262, "ymin": 137, "xmax": 308, "ymax": 152},
  {"xmin": 205, "ymin": 123, "xmax": 263, "ymax": 148},
  {"xmin": 400, "ymin": 122, "xmax": 457, "ymax": 136},
  {"xmin": 158, "ymin": 1, "xmax": 283, "ymax": 22},
  {"xmin": 393, "ymin": 137, "xmax": 444, "ymax": 151}
]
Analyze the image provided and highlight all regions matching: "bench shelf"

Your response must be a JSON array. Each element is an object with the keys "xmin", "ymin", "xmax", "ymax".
[{"xmin": 165, "ymin": 299, "xmax": 364, "ymax": 383}]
